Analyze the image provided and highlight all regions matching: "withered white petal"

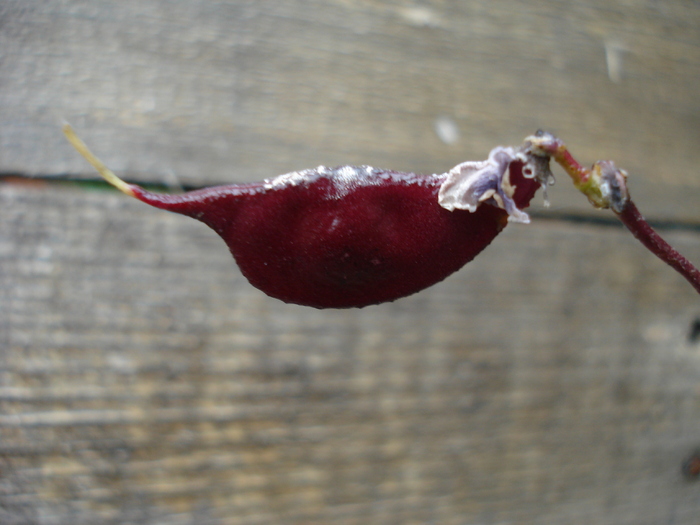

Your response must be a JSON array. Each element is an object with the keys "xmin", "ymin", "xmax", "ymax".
[{"xmin": 438, "ymin": 146, "xmax": 531, "ymax": 223}]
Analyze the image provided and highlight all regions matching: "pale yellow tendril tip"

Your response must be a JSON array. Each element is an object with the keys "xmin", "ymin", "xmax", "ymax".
[{"xmin": 62, "ymin": 124, "xmax": 135, "ymax": 197}]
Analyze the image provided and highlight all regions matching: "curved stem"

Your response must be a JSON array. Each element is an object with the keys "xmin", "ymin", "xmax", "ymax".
[
  {"xmin": 617, "ymin": 202, "xmax": 700, "ymax": 294},
  {"xmin": 525, "ymin": 132, "xmax": 700, "ymax": 295}
]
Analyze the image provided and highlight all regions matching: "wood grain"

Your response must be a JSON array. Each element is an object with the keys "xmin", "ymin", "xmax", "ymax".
[
  {"xmin": 2, "ymin": 1, "xmax": 700, "ymax": 523},
  {"xmin": 1, "ymin": 0, "xmax": 699, "ymax": 220},
  {"xmin": 2, "ymin": 181, "xmax": 699, "ymax": 524}
]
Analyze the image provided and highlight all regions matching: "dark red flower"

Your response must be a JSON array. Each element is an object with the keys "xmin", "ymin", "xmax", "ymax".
[{"xmin": 64, "ymin": 126, "xmax": 547, "ymax": 308}]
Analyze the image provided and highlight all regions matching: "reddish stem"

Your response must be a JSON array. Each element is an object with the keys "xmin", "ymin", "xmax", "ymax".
[
  {"xmin": 555, "ymin": 148, "xmax": 591, "ymax": 186},
  {"xmin": 616, "ymin": 202, "xmax": 700, "ymax": 294},
  {"xmin": 530, "ymin": 133, "xmax": 700, "ymax": 295}
]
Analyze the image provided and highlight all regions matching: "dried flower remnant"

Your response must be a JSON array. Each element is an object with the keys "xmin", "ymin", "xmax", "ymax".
[{"xmin": 438, "ymin": 145, "xmax": 554, "ymax": 224}]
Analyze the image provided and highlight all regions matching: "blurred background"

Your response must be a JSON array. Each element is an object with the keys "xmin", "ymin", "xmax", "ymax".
[{"xmin": 1, "ymin": 1, "xmax": 700, "ymax": 523}]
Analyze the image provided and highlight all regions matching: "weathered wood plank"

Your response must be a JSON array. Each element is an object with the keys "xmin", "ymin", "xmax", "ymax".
[
  {"xmin": 1, "ymin": 0, "xmax": 699, "ymax": 221},
  {"xmin": 1, "ymin": 181, "xmax": 699, "ymax": 524}
]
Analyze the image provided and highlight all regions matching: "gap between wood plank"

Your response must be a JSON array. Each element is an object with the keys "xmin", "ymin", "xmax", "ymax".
[{"xmin": 3, "ymin": 173, "xmax": 700, "ymax": 234}]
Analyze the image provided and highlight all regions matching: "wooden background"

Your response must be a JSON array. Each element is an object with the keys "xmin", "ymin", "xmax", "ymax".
[{"xmin": 2, "ymin": 1, "xmax": 700, "ymax": 523}]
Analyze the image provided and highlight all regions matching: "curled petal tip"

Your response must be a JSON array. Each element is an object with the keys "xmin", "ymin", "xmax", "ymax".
[{"xmin": 438, "ymin": 146, "xmax": 531, "ymax": 223}]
